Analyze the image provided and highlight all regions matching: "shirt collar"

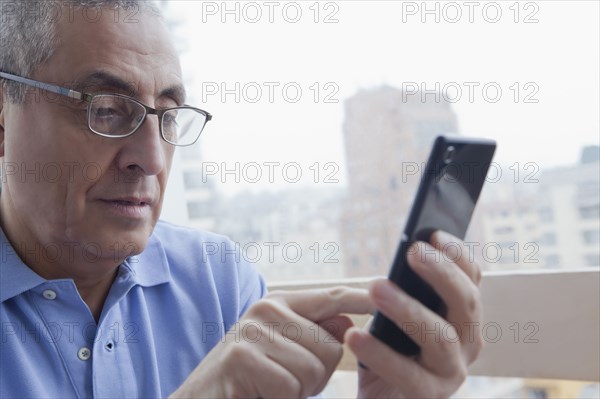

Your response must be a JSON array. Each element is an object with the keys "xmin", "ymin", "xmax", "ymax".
[
  {"xmin": 123, "ymin": 231, "xmax": 171, "ymax": 288},
  {"xmin": 1, "ymin": 225, "xmax": 171, "ymax": 303}
]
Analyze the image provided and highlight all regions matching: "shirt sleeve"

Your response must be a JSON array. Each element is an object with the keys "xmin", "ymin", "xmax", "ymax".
[{"xmin": 237, "ymin": 257, "xmax": 268, "ymax": 318}]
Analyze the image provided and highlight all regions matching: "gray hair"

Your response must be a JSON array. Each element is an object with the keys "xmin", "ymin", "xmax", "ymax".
[{"xmin": 0, "ymin": 0, "xmax": 162, "ymax": 103}]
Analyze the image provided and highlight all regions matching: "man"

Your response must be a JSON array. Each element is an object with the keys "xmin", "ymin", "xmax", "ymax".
[{"xmin": 0, "ymin": 1, "xmax": 483, "ymax": 398}]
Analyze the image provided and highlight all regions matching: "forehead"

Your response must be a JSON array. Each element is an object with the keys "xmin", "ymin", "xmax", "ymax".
[{"xmin": 40, "ymin": 5, "xmax": 183, "ymax": 100}]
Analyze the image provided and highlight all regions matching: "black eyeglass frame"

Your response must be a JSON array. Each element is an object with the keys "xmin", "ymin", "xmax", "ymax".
[{"xmin": 0, "ymin": 71, "xmax": 212, "ymax": 146}]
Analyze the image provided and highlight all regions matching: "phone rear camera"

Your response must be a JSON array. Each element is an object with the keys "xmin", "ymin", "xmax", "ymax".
[{"xmin": 443, "ymin": 146, "xmax": 455, "ymax": 164}]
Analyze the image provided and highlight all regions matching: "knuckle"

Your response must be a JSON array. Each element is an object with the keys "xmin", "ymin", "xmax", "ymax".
[
  {"xmin": 264, "ymin": 289, "xmax": 287, "ymax": 301},
  {"xmin": 473, "ymin": 262, "xmax": 483, "ymax": 284},
  {"xmin": 240, "ymin": 321, "xmax": 263, "ymax": 342},
  {"xmin": 465, "ymin": 286, "xmax": 483, "ymax": 318},
  {"xmin": 305, "ymin": 360, "xmax": 327, "ymax": 385},
  {"xmin": 325, "ymin": 285, "xmax": 348, "ymax": 299},
  {"xmin": 438, "ymin": 331, "xmax": 459, "ymax": 356},
  {"xmin": 439, "ymin": 364, "xmax": 468, "ymax": 397},
  {"xmin": 476, "ymin": 332, "xmax": 485, "ymax": 352},
  {"xmin": 282, "ymin": 376, "xmax": 302, "ymax": 398},
  {"xmin": 226, "ymin": 342, "xmax": 253, "ymax": 364},
  {"xmin": 322, "ymin": 340, "xmax": 344, "ymax": 369},
  {"xmin": 405, "ymin": 369, "xmax": 430, "ymax": 398},
  {"xmin": 403, "ymin": 299, "xmax": 422, "ymax": 322},
  {"xmin": 317, "ymin": 286, "xmax": 349, "ymax": 314},
  {"xmin": 248, "ymin": 297, "xmax": 285, "ymax": 319},
  {"xmin": 467, "ymin": 333, "xmax": 485, "ymax": 364}
]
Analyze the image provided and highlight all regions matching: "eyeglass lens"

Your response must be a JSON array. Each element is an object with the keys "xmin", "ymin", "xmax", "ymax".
[{"xmin": 89, "ymin": 95, "xmax": 207, "ymax": 146}]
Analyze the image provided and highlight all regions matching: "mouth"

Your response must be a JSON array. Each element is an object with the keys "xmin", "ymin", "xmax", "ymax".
[
  {"xmin": 99, "ymin": 197, "xmax": 154, "ymax": 219},
  {"xmin": 107, "ymin": 199, "xmax": 149, "ymax": 206},
  {"xmin": 102, "ymin": 196, "xmax": 153, "ymax": 206}
]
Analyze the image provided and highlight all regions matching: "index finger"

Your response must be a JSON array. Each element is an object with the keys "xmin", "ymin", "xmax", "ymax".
[{"xmin": 267, "ymin": 286, "xmax": 377, "ymax": 322}]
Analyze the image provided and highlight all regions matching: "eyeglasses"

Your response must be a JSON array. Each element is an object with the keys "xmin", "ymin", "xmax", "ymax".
[{"xmin": 0, "ymin": 71, "xmax": 212, "ymax": 146}]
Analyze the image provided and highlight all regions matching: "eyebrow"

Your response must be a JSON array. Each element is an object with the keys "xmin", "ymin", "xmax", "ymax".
[
  {"xmin": 76, "ymin": 70, "xmax": 187, "ymax": 106},
  {"xmin": 160, "ymin": 85, "xmax": 187, "ymax": 106}
]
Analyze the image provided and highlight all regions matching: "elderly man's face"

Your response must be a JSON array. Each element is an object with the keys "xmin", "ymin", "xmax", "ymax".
[{"xmin": 1, "ymin": 8, "xmax": 181, "ymax": 268}]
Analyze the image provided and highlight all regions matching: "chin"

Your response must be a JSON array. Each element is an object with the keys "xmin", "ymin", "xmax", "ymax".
[{"xmin": 77, "ymin": 220, "xmax": 154, "ymax": 262}]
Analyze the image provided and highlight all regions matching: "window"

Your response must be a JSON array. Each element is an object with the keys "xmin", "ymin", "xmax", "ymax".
[
  {"xmin": 584, "ymin": 254, "xmax": 600, "ymax": 267},
  {"xmin": 538, "ymin": 208, "xmax": 554, "ymax": 223},
  {"xmin": 152, "ymin": 3, "xmax": 599, "ymax": 396},
  {"xmin": 187, "ymin": 201, "xmax": 211, "ymax": 220},
  {"xmin": 494, "ymin": 226, "xmax": 514, "ymax": 235},
  {"xmin": 539, "ymin": 233, "xmax": 557, "ymax": 246},
  {"xmin": 157, "ymin": 1, "xmax": 599, "ymax": 281},
  {"xmin": 582, "ymin": 230, "xmax": 600, "ymax": 245},
  {"xmin": 579, "ymin": 205, "xmax": 600, "ymax": 219},
  {"xmin": 577, "ymin": 181, "xmax": 600, "ymax": 198},
  {"xmin": 544, "ymin": 255, "xmax": 561, "ymax": 268},
  {"xmin": 180, "ymin": 143, "xmax": 202, "ymax": 161},
  {"xmin": 370, "ymin": 256, "xmax": 381, "ymax": 271},
  {"xmin": 389, "ymin": 176, "xmax": 398, "ymax": 191},
  {"xmin": 183, "ymin": 171, "xmax": 205, "ymax": 190}
]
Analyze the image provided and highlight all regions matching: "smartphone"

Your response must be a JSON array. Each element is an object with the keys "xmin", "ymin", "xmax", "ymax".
[{"xmin": 369, "ymin": 135, "xmax": 496, "ymax": 356}]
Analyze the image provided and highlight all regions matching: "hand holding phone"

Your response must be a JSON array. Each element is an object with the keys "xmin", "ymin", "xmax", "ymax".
[{"xmin": 369, "ymin": 135, "xmax": 496, "ymax": 356}]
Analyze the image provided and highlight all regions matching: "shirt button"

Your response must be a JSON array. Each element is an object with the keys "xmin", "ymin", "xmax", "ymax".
[
  {"xmin": 77, "ymin": 347, "xmax": 91, "ymax": 361},
  {"xmin": 42, "ymin": 290, "xmax": 57, "ymax": 300}
]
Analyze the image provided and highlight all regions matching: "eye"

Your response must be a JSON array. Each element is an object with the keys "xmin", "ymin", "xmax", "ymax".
[
  {"xmin": 163, "ymin": 112, "xmax": 178, "ymax": 126},
  {"xmin": 95, "ymin": 107, "xmax": 120, "ymax": 118}
]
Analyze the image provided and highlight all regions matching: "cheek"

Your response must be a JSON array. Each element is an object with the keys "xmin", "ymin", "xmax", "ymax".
[
  {"xmin": 4, "ymin": 113, "xmax": 64, "ymax": 206},
  {"xmin": 4, "ymin": 112, "xmax": 113, "ymax": 229}
]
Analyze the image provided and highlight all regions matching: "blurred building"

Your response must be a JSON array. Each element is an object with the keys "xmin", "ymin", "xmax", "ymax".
[
  {"xmin": 340, "ymin": 86, "xmax": 459, "ymax": 277},
  {"xmin": 213, "ymin": 187, "xmax": 345, "ymax": 282},
  {"xmin": 535, "ymin": 147, "xmax": 600, "ymax": 268},
  {"xmin": 478, "ymin": 146, "xmax": 600, "ymax": 270},
  {"xmin": 476, "ymin": 171, "xmax": 541, "ymax": 270}
]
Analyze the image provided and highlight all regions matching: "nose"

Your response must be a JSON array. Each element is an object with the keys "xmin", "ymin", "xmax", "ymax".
[{"xmin": 115, "ymin": 113, "xmax": 170, "ymax": 176}]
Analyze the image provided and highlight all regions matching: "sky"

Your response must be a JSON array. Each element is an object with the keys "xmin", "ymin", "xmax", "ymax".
[{"xmin": 163, "ymin": 0, "xmax": 600, "ymax": 195}]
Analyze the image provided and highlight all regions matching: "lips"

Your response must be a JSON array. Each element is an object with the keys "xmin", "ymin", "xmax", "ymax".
[
  {"xmin": 102, "ymin": 196, "xmax": 153, "ymax": 206},
  {"xmin": 98, "ymin": 196, "xmax": 155, "ymax": 219}
]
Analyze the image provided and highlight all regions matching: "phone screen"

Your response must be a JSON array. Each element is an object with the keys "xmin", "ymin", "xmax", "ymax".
[{"xmin": 369, "ymin": 136, "xmax": 496, "ymax": 356}]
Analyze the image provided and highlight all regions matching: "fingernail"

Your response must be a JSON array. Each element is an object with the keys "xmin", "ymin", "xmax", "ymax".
[
  {"xmin": 347, "ymin": 328, "xmax": 368, "ymax": 348},
  {"xmin": 408, "ymin": 242, "xmax": 428, "ymax": 267},
  {"xmin": 434, "ymin": 230, "xmax": 458, "ymax": 245},
  {"xmin": 371, "ymin": 280, "xmax": 398, "ymax": 302}
]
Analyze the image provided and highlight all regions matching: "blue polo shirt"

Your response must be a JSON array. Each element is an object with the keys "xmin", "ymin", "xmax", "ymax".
[{"xmin": 0, "ymin": 220, "xmax": 267, "ymax": 398}]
